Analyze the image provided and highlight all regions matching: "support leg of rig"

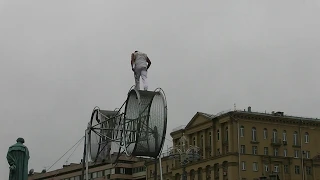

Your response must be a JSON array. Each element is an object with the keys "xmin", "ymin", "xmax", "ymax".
[
  {"xmin": 154, "ymin": 126, "xmax": 159, "ymax": 180},
  {"xmin": 81, "ymin": 130, "xmax": 86, "ymax": 180},
  {"xmin": 85, "ymin": 129, "xmax": 89, "ymax": 180},
  {"xmin": 159, "ymin": 155, "xmax": 163, "ymax": 180},
  {"xmin": 154, "ymin": 158, "xmax": 157, "ymax": 180}
]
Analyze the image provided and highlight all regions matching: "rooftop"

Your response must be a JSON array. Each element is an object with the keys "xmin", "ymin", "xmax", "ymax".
[
  {"xmin": 172, "ymin": 107, "xmax": 320, "ymax": 132},
  {"xmin": 28, "ymin": 153, "xmax": 148, "ymax": 179}
]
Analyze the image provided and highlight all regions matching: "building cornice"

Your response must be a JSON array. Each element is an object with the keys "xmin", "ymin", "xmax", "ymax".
[
  {"xmin": 170, "ymin": 129, "xmax": 184, "ymax": 137},
  {"xmin": 231, "ymin": 111, "xmax": 320, "ymax": 127}
]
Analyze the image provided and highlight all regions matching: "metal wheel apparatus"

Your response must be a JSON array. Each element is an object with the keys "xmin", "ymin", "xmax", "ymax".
[{"xmin": 82, "ymin": 87, "xmax": 167, "ymax": 180}]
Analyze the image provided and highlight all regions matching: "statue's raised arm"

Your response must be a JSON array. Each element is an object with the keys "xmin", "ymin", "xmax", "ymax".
[{"xmin": 7, "ymin": 138, "xmax": 30, "ymax": 180}]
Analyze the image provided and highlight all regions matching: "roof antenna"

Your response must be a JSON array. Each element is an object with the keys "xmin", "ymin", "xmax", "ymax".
[{"xmin": 234, "ymin": 103, "xmax": 236, "ymax": 111}]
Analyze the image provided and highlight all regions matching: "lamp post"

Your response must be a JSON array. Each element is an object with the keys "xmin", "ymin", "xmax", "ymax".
[{"xmin": 169, "ymin": 133, "xmax": 200, "ymax": 180}]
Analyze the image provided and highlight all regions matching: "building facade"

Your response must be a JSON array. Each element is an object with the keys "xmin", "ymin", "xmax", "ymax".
[
  {"xmin": 147, "ymin": 108, "xmax": 320, "ymax": 180},
  {"xmin": 28, "ymin": 155, "xmax": 147, "ymax": 180}
]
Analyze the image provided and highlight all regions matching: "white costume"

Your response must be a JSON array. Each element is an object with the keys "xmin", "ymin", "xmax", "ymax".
[{"xmin": 132, "ymin": 51, "xmax": 149, "ymax": 90}]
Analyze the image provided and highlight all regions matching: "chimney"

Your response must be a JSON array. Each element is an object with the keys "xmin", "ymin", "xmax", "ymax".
[{"xmin": 248, "ymin": 106, "xmax": 251, "ymax": 112}]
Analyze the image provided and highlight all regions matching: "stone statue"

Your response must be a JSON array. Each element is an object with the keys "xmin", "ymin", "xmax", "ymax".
[{"xmin": 7, "ymin": 137, "xmax": 30, "ymax": 180}]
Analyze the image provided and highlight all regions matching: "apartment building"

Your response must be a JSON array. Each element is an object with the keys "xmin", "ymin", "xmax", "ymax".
[
  {"xmin": 28, "ymin": 155, "xmax": 147, "ymax": 180},
  {"xmin": 146, "ymin": 107, "xmax": 320, "ymax": 180}
]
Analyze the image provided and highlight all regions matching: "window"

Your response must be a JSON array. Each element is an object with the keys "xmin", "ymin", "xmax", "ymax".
[
  {"xmin": 120, "ymin": 168, "xmax": 125, "ymax": 174},
  {"xmin": 217, "ymin": 148, "xmax": 220, "ymax": 155},
  {"xmin": 284, "ymin": 149, "xmax": 287, "ymax": 157},
  {"xmin": 209, "ymin": 132, "xmax": 212, "ymax": 145},
  {"xmin": 305, "ymin": 132, "xmax": 309, "ymax": 143},
  {"xmin": 104, "ymin": 169, "xmax": 111, "ymax": 176},
  {"xmin": 97, "ymin": 171, "xmax": 103, "ymax": 177},
  {"xmin": 240, "ymin": 126, "xmax": 244, "ymax": 137},
  {"xmin": 91, "ymin": 172, "xmax": 97, "ymax": 178},
  {"xmin": 133, "ymin": 166, "xmax": 145, "ymax": 173},
  {"xmin": 283, "ymin": 130, "xmax": 287, "ymax": 141},
  {"xmin": 201, "ymin": 135, "xmax": 204, "ymax": 147},
  {"xmin": 225, "ymin": 127, "xmax": 228, "ymax": 141},
  {"xmin": 205, "ymin": 166, "xmax": 211, "ymax": 177},
  {"xmin": 166, "ymin": 165, "xmax": 169, "ymax": 173},
  {"xmin": 274, "ymin": 148, "xmax": 278, "ymax": 156},
  {"xmin": 272, "ymin": 129, "xmax": 278, "ymax": 142},
  {"xmin": 264, "ymin": 164, "xmax": 269, "ymax": 172},
  {"xmin": 294, "ymin": 150, "xmax": 299, "ymax": 158},
  {"xmin": 273, "ymin": 165, "xmax": 279, "ymax": 172},
  {"xmin": 226, "ymin": 145, "xmax": 229, "ymax": 153},
  {"xmin": 306, "ymin": 166, "xmax": 312, "ymax": 175},
  {"xmin": 264, "ymin": 147, "xmax": 268, "ymax": 155},
  {"xmin": 263, "ymin": 128, "xmax": 268, "ymax": 139},
  {"xmin": 253, "ymin": 162, "xmax": 258, "ymax": 171},
  {"xmin": 193, "ymin": 137, "xmax": 196, "ymax": 145},
  {"xmin": 197, "ymin": 168, "xmax": 202, "ymax": 180},
  {"xmin": 284, "ymin": 165, "xmax": 289, "ymax": 173},
  {"xmin": 306, "ymin": 151, "xmax": 310, "ymax": 159},
  {"xmin": 217, "ymin": 129, "xmax": 220, "ymax": 140},
  {"xmin": 241, "ymin": 161, "xmax": 246, "ymax": 170},
  {"xmin": 241, "ymin": 145, "xmax": 245, "ymax": 154},
  {"xmin": 252, "ymin": 146, "xmax": 258, "ymax": 155},
  {"xmin": 252, "ymin": 127, "xmax": 257, "ymax": 141},
  {"xmin": 295, "ymin": 165, "xmax": 300, "ymax": 174},
  {"xmin": 190, "ymin": 170, "xmax": 195, "ymax": 179},
  {"xmin": 293, "ymin": 131, "xmax": 298, "ymax": 145}
]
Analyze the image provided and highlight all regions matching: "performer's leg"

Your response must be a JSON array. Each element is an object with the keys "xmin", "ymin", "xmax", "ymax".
[
  {"xmin": 134, "ymin": 68, "xmax": 141, "ymax": 90},
  {"xmin": 141, "ymin": 69, "xmax": 148, "ymax": 90}
]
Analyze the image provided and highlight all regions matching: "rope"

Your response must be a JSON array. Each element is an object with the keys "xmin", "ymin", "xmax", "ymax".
[
  {"xmin": 49, "ymin": 137, "xmax": 85, "ymax": 179},
  {"xmin": 65, "ymin": 137, "xmax": 85, "ymax": 164},
  {"xmin": 47, "ymin": 136, "xmax": 85, "ymax": 171}
]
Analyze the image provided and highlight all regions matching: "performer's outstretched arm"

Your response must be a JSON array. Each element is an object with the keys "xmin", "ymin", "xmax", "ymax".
[
  {"xmin": 147, "ymin": 57, "xmax": 151, "ymax": 69},
  {"xmin": 131, "ymin": 53, "xmax": 135, "ymax": 71}
]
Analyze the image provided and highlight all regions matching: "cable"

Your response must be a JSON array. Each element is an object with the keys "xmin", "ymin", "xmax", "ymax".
[
  {"xmin": 50, "ymin": 137, "xmax": 85, "ymax": 178},
  {"xmin": 65, "ymin": 137, "xmax": 85, "ymax": 164},
  {"xmin": 47, "ymin": 136, "xmax": 85, "ymax": 171}
]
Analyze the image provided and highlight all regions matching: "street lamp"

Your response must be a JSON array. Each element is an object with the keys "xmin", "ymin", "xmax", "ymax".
[{"xmin": 169, "ymin": 133, "xmax": 200, "ymax": 180}]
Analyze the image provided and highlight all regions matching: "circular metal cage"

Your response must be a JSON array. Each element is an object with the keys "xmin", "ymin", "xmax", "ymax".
[
  {"xmin": 87, "ymin": 87, "xmax": 167, "ymax": 164},
  {"xmin": 89, "ymin": 108, "xmax": 122, "ymax": 163},
  {"xmin": 124, "ymin": 89, "xmax": 167, "ymax": 158}
]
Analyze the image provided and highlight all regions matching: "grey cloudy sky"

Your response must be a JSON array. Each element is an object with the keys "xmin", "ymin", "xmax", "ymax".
[{"xmin": 1, "ymin": 0, "xmax": 320, "ymax": 179}]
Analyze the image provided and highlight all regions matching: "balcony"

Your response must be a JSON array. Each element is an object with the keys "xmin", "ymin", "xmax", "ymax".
[
  {"xmin": 271, "ymin": 138, "xmax": 282, "ymax": 146},
  {"xmin": 292, "ymin": 142, "xmax": 301, "ymax": 148},
  {"xmin": 250, "ymin": 139, "xmax": 260, "ymax": 144}
]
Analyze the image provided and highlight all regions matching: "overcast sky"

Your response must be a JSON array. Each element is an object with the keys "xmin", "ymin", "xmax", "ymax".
[{"xmin": 1, "ymin": 0, "xmax": 320, "ymax": 179}]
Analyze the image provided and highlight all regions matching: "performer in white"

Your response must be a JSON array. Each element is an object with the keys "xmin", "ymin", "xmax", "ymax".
[{"xmin": 131, "ymin": 51, "xmax": 152, "ymax": 90}]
